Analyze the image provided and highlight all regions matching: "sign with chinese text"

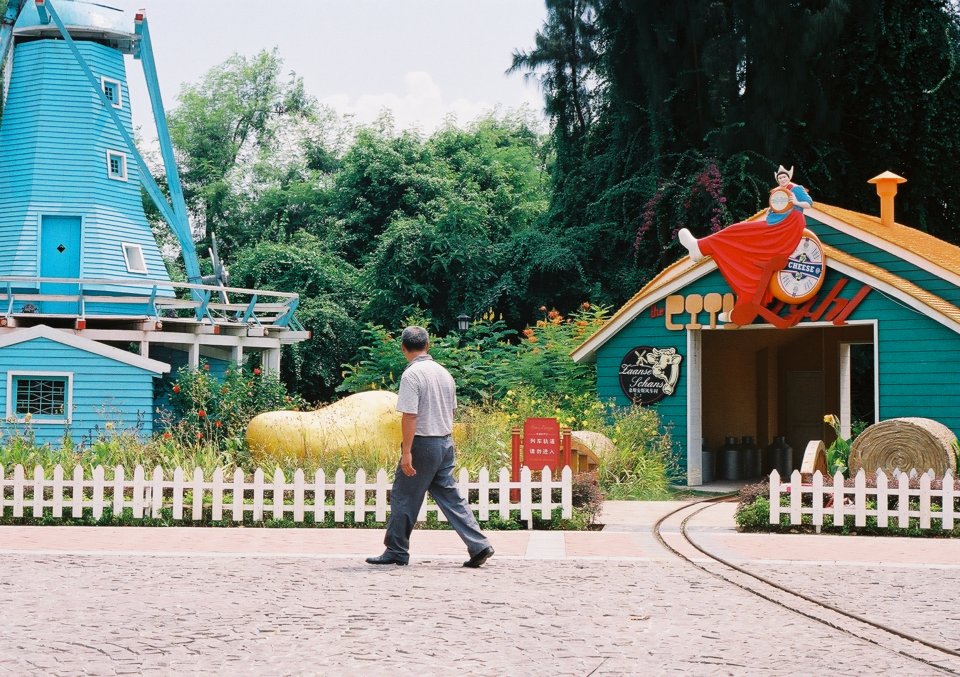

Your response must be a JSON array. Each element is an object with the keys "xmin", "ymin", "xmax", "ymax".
[
  {"xmin": 619, "ymin": 346, "xmax": 683, "ymax": 405},
  {"xmin": 522, "ymin": 417, "xmax": 560, "ymax": 471}
]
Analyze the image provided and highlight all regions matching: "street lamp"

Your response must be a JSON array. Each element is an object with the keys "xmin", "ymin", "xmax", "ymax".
[{"xmin": 456, "ymin": 313, "xmax": 471, "ymax": 332}]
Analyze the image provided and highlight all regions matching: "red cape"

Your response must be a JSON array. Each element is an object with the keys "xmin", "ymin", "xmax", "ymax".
[{"xmin": 699, "ymin": 208, "xmax": 806, "ymax": 308}]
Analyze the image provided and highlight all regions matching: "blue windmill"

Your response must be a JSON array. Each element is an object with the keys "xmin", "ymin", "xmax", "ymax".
[{"xmin": 0, "ymin": 1, "xmax": 307, "ymax": 445}]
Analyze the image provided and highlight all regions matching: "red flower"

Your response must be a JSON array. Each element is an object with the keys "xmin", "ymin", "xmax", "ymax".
[
  {"xmin": 253, "ymin": 367, "xmax": 261, "ymax": 376},
  {"xmin": 197, "ymin": 409, "xmax": 206, "ymax": 418},
  {"xmin": 581, "ymin": 302, "xmax": 590, "ymax": 310},
  {"xmin": 214, "ymin": 420, "xmax": 223, "ymax": 428},
  {"xmin": 163, "ymin": 432, "xmax": 172, "ymax": 439},
  {"xmin": 203, "ymin": 364, "xmax": 210, "ymax": 371},
  {"xmin": 172, "ymin": 385, "xmax": 181, "ymax": 394},
  {"xmin": 196, "ymin": 432, "xmax": 203, "ymax": 440}
]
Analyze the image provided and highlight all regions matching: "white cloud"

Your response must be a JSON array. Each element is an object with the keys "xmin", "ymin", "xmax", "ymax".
[{"xmin": 320, "ymin": 71, "xmax": 496, "ymax": 133}]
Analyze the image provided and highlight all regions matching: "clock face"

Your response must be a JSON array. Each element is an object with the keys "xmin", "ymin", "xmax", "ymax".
[
  {"xmin": 769, "ymin": 187, "xmax": 792, "ymax": 213},
  {"xmin": 769, "ymin": 229, "xmax": 826, "ymax": 303}
]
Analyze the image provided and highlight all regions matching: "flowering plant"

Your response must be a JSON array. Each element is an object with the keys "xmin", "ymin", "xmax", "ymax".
[
  {"xmin": 823, "ymin": 414, "xmax": 852, "ymax": 477},
  {"xmin": 161, "ymin": 363, "xmax": 306, "ymax": 451}
]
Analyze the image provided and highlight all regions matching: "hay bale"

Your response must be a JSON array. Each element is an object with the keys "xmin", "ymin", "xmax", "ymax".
[
  {"xmin": 569, "ymin": 431, "xmax": 613, "ymax": 473},
  {"xmin": 799, "ymin": 440, "xmax": 828, "ymax": 482},
  {"xmin": 849, "ymin": 417, "xmax": 957, "ymax": 477}
]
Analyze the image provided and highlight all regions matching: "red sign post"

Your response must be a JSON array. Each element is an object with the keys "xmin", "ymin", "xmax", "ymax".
[
  {"xmin": 510, "ymin": 418, "xmax": 573, "ymax": 501},
  {"xmin": 522, "ymin": 417, "xmax": 561, "ymax": 471}
]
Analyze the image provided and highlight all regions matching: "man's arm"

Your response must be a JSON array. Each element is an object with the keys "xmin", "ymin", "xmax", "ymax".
[{"xmin": 400, "ymin": 412, "xmax": 417, "ymax": 476}]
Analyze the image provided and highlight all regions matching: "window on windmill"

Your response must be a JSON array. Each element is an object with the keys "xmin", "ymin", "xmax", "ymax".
[
  {"xmin": 122, "ymin": 242, "xmax": 148, "ymax": 274},
  {"xmin": 101, "ymin": 77, "xmax": 122, "ymax": 108},
  {"xmin": 10, "ymin": 374, "xmax": 71, "ymax": 423},
  {"xmin": 106, "ymin": 151, "xmax": 127, "ymax": 181}
]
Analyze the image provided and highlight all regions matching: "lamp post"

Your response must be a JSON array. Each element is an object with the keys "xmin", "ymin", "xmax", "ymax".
[{"xmin": 456, "ymin": 313, "xmax": 470, "ymax": 348}]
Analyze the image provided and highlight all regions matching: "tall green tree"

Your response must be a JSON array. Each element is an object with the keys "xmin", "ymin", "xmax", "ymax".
[
  {"xmin": 167, "ymin": 49, "xmax": 314, "ymax": 253},
  {"xmin": 519, "ymin": 0, "xmax": 960, "ymax": 308},
  {"xmin": 353, "ymin": 116, "xmax": 551, "ymax": 329}
]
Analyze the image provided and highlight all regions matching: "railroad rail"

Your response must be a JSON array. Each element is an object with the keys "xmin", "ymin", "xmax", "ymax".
[{"xmin": 653, "ymin": 498, "xmax": 960, "ymax": 674}]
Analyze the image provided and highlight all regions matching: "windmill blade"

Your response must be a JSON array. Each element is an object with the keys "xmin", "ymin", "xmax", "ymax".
[{"xmin": 206, "ymin": 231, "xmax": 229, "ymax": 304}]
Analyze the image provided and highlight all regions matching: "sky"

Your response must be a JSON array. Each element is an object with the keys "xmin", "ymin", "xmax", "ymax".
[{"xmin": 91, "ymin": 0, "xmax": 549, "ymax": 139}]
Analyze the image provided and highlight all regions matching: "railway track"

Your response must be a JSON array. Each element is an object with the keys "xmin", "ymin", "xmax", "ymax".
[{"xmin": 653, "ymin": 497, "xmax": 960, "ymax": 674}]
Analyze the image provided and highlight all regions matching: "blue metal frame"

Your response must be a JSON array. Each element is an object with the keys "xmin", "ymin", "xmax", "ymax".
[
  {"xmin": 0, "ymin": 1, "xmax": 27, "ymax": 71},
  {"xmin": 240, "ymin": 295, "xmax": 259, "ymax": 324},
  {"xmin": 133, "ymin": 13, "xmax": 196, "ymax": 280},
  {"xmin": 38, "ymin": 1, "xmax": 204, "ymax": 304},
  {"xmin": 274, "ymin": 297, "xmax": 299, "ymax": 328}
]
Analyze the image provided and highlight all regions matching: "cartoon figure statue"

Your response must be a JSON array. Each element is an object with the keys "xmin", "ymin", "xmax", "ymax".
[{"xmin": 677, "ymin": 165, "xmax": 813, "ymax": 324}]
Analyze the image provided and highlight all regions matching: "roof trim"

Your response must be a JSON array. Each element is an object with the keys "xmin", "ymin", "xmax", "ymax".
[
  {"xmin": 823, "ymin": 244, "xmax": 960, "ymax": 334},
  {"xmin": 0, "ymin": 325, "xmax": 170, "ymax": 374},
  {"xmin": 572, "ymin": 247, "xmax": 960, "ymax": 363},
  {"xmin": 570, "ymin": 258, "xmax": 717, "ymax": 363},
  {"xmin": 807, "ymin": 207, "xmax": 960, "ymax": 289}
]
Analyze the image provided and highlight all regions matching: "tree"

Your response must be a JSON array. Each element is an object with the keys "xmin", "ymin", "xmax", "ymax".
[
  {"xmin": 355, "ymin": 116, "xmax": 551, "ymax": 329},
  {"xmin": 167, "ymin": 49, "xmax": 314, "ymax": 251},
  {"xmin": 228, "ymin": 231, "xmax": 365, "ymax": 402},
  {"xmin": 520, "ymin": 0, "xmax": 960, "ymax": 310}
]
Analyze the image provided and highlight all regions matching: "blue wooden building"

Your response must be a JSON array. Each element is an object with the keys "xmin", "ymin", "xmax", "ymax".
[
  {"xmin": 0, "ymin": 1, "xmax": 307, "ymax": 445},
  {"xmin": 573, "ymin": 174, "xmax": 960, "ymax": 485}
]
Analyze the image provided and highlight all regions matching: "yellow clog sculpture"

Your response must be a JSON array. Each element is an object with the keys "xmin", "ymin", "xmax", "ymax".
[{"xmin": 246, "ymin": 390, "xmax": 402, "ymax": 464}]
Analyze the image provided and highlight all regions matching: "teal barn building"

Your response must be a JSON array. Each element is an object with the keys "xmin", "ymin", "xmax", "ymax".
[
  {"xmin": 0, "ymin": 1, "xmax": 307, "ymax": 445},
  {"xmin": 573, "ymin": 174, "xmax": 960, "ymax": 485}
]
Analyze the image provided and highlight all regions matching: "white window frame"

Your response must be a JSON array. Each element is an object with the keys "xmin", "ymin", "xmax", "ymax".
[
  {"xmin": 106, "ymin": 150, "xmax": 128, "ymax": 181},
  {"xmin": 6, "ymin": 371, "xmax": 73, "ymax": 425},
  {"xmin": 121, "ymin": 242, "xmax": 148, "ymax": 274},
  {"xmin": 839, "ymin": 337, "xmax": 879, "ymax": 439},
  {"xmin": 100, "ymin": 76, "xmax": 123, "ymax": 109}
]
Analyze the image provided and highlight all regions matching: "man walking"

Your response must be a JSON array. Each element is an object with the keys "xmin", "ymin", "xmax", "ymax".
[{"xmin": 366, "ymin": 326, "xmax": 494, "ymax": 568}]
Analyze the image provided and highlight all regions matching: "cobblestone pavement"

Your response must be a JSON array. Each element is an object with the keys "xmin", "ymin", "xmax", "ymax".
[
  {"xmin": 0, "ymin": 553, "xmax": 954, "ymax": 675},
  {"xmin": 2, "ymin": 501, "xmax": 959, "ymax": 675}
]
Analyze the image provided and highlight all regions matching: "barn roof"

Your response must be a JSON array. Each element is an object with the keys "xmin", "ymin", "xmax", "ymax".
[
  {"xmin": 0, "ymin": 324, "xmax": 169, "ymax": 373},
  {"xmin": 571, "ymin": 202, "xmax": 960, "ymax": 363}
]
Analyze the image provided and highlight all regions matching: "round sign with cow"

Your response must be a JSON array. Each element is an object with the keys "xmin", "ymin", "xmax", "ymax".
[{"xmin": 618, "ymin": 346, "xmax": 683, "ymax": 405}]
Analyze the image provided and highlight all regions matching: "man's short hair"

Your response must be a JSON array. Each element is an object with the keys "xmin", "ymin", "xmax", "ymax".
[{"xmin": 401, "ymin": 326, "xmax": 429, "ymax": 351}]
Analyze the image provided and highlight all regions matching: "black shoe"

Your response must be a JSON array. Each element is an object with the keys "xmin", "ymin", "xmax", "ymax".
[
  {"xmin": 365, "ymin": 554, "xmax": 408, "ymax": 566},
  {"xmin": 463, "ymin": 546, "xmax": 494, "ymax": 568}
]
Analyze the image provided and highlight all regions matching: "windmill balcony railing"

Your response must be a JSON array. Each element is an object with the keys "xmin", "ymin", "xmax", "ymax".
[{"xmin": 0, "ymin": 276, "xmax": 303, "ymax": 330}]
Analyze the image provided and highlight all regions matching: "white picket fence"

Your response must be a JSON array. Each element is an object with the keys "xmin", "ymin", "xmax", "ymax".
[
  {"xmin": 0, "ymin": 464, "xmax": 572, "ymax": 524},
  {"xmin": 769, "ymin": 468, "xmax": 958, "ymax": 530}
]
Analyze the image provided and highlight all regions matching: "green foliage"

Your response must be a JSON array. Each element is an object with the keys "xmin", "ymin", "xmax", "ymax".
[
  {"xmin": 347, "ymin": 116, "xmax": 552, "ymax": 328},
  {"xmin": 167, "ymin": 49, "xmax": 315, "ymax": 246},
  {"xmin": 228, "ymin": 232, "xmax": 365, "ymax": 401},
  {"xmin": 162, "ymin": 363, "xmax": 307, "ymax": 451},
  {"xmin": 340, "ymin": 304, "xmax": 607, "ymax": 407},
  {"xmin": 735, "ymin": 496, "xmax": 773, "ymax": 531},
  {"xmin": 823, "ymin": 414, "xmax": 852, "ymax": 477},
  {"xmin": 596, "ymin": 405, "xmax": 676, "ymax": 499},
  {"xmin": 513, "ymin": 0, "xmax": 960, "ymax": 313},
  {"xmin": 493, "ymin": 304, "xmax": 605, "ymax": 400}
]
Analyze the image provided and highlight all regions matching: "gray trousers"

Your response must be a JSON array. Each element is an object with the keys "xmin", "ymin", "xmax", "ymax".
[{"xmin": 384, "ymin": 435, "xmax": 490, "ymax": 562}]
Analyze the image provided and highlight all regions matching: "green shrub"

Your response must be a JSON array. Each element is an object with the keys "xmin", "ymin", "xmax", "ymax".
[
  {"xmin": 597, "ymin": 405, "xmax": 675, "ymax": 499},
  {"xmin": 162, "ymin": 362, "xmax": 307, "ymax": 452}
]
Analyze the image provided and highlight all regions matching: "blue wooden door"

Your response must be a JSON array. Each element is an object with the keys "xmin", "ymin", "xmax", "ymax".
[{"xmin": 40, "ymin": 216, "xmax": 82, "ymax": 314}]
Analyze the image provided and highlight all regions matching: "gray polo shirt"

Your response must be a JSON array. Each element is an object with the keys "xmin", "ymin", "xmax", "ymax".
[{"xmin": 396, "ymin": 354, "xmax": 457, "ymax": 436}]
